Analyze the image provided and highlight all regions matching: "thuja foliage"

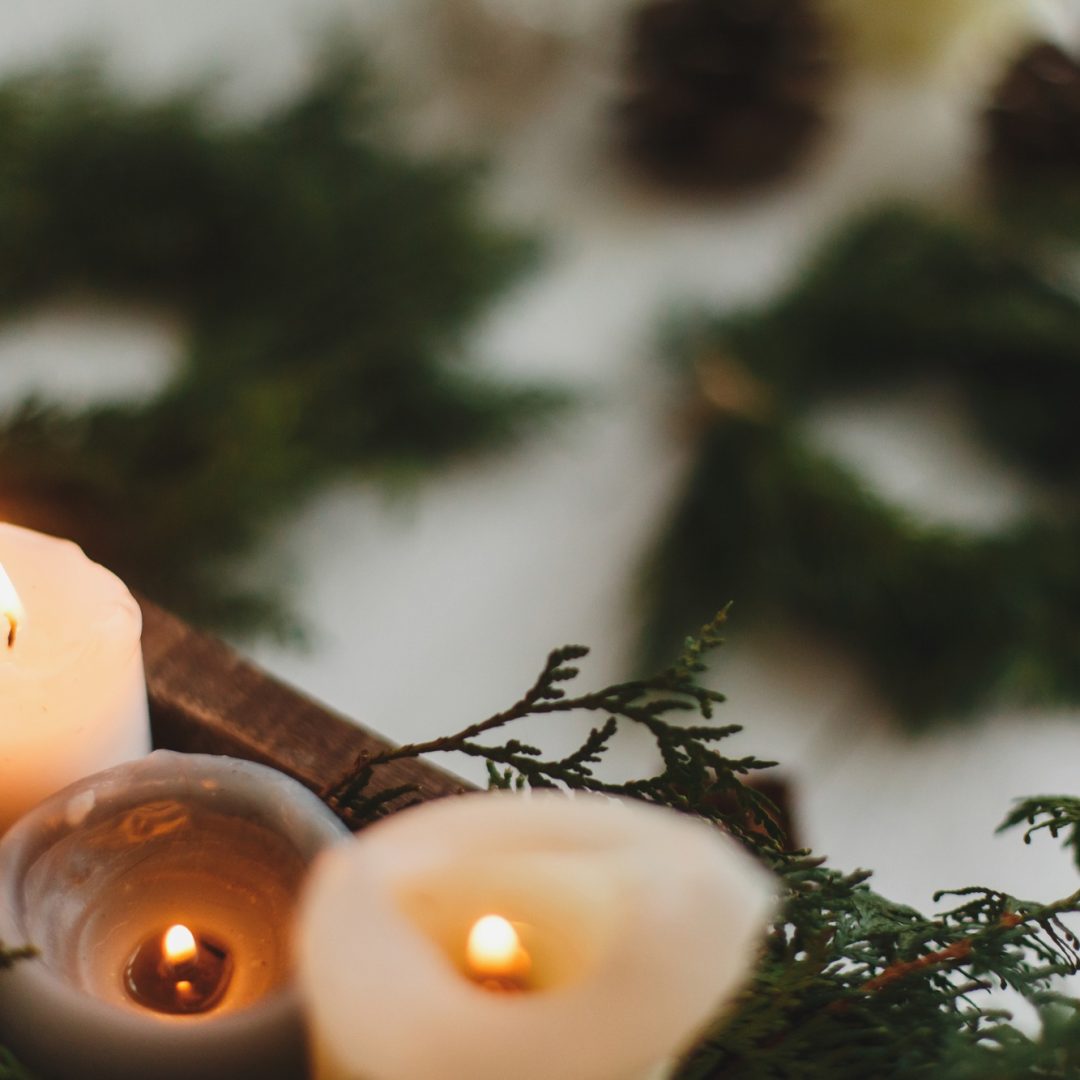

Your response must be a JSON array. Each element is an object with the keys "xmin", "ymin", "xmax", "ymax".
[
  {"xmin": 0, "ymin": 56, "xmax": 557, "ymax": 633},
  {"xmin": 1001, "ymin": 797, "xmax": 1080, "ymax": 874},
  {"xmin": 327, "ymin": 613, "xmax": 1080, "ymax": 1077},
  {"xmin": 325, "ymin": 609, "xmax": 779, "ymax": 839},
  {"xmin": 643, "ymin": 204, "xmax": 1080, "ymax": 726}
]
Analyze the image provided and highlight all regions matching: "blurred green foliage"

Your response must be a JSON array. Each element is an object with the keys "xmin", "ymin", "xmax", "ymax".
[
  {"xmin": 0, "ymin": 55, "xmax": 559, "ymax": 634},
  {"xmin": 645, "ymin": 206, "xmax": 1080, "ymax": 725}
]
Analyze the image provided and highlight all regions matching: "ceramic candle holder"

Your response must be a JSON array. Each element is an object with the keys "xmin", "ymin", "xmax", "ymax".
[{"xmin": 0, "ymin": 751, "xmax": 349, "ymax": 1080}]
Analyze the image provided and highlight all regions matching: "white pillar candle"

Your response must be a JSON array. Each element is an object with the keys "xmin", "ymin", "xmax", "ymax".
[
  {"xmin": 0, "ymin": 522, "xmax": 150, "ymax": 833},
  {"xmin": 0, "ymin": 751, "xmax": 350, "ymax": 1079},
  {"xmin": 298, "ymin": 792, "xmax": 776, "ymax": 1080}
]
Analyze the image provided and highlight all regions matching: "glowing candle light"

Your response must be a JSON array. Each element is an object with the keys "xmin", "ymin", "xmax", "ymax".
[
  {"xmin": 0, "ymin": 523, "xmax": 151, "ymax": 833},
  {"xmin": 0, "ymin": 561, "xmax": 24, "ymax": 649},
  {"xmin": 125, "ymin": 921, "xmax": 233, "ymax": 1016},
  {"xmin": 164, "ymin": 925, "xmax": 198, "ymax": 967},
  {"xmin": 465, "ymin": 915, "xmax": 531, "ymax": 991}
]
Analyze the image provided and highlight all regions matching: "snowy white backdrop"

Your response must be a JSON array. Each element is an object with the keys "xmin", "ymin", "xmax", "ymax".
[{"xmin": 3, "ymin": 0, "xmax": 1080, "ymax": 920}]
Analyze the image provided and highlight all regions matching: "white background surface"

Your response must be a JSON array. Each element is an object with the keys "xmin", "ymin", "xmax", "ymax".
[{"xmin": 2, "ymin": 0, "xmax": 1080, "ymax": 918}]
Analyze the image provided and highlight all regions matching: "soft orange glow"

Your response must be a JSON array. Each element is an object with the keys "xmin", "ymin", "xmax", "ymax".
[
  {"xmin": 466, "ymin": 915, "xmax": 531, "ymax": 982},
  {"xmin": 162, "ymin": 924, "xmax": 198, "ymax": 967},
  {"xmin": 126, "ymin": 926, "xmax": 232, "ymax": 1014},
  {"xmin": 0, "ymin": 561, "xmax": 24, "ymax": 649}
]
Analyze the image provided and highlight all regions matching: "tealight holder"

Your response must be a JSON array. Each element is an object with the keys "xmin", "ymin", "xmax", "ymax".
[{"xmin": 0, "ymin": 750, "xmax": 349, "ymax": 1080}]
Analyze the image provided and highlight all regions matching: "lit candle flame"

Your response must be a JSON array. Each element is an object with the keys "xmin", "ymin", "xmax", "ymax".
[
  {"xmin": 466, "ymin": 915, "xmax": 531, "ymax": 985},
  {"xmin": 0, "ymin": 561, "xmax": 24, "ymax": 650},
  {"xmin": 127, "ymin": 925, "xmax": 232, "ymax": 1014},
  {"xmin": 162, "ymin": 924, "xmax": 198, "ymax": 968}
]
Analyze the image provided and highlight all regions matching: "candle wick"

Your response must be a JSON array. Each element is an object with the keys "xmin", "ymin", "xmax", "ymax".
[{"xmin": 5, "ymin": 614, "xmax": 15, "ymax": 649}]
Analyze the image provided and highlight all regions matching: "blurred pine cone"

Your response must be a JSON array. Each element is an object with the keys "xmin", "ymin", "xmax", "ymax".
[
  {"xmin": 987, "ymin": 42, "xmax": 1080, "ymax": 176},
  {"xmin": 618, "ymin": 0, "xmax": 834, "ymax": 191}
]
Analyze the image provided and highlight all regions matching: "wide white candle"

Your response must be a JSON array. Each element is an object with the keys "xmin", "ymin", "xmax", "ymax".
[
  {"xmin": 298, "ymin": 792, "xmax": 776, "ymax": 1080},
  {"xmin": 0, "ymin": 522, "xmax": 150, "ymax": 832}
]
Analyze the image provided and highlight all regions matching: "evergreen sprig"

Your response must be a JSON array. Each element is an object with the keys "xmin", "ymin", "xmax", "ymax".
[
  {"xmin": 0, "ymin": 55, "xmax": 559, "ymax": 634},
  {"xmin": 999, "ymin": 796, "xmax": 1080, "ymax": 873},
  {"xmin": 683, "ymin": 869, "xmax": 1080, "ymax": 1078},
  {"xmin": 644, "ymin": 204, "xmax": 1080, "ymax": 725},
  {"xmin": 326, "ymin": 612, "xmax": 1080, "ymax": 1077},
  {"xmin": 325, "ymin": 610, "xmax": 782, "ymax": 841}
]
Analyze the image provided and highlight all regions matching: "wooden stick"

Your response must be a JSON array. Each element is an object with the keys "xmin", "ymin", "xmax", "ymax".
[{"xmin": 139, "ymin": 599, "xmax": 470, "ymax": 816}]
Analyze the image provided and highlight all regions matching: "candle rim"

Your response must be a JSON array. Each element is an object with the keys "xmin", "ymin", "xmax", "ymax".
[{"xmin": 0, "ymin": 750, "xmax": 350, "ymax": 883}]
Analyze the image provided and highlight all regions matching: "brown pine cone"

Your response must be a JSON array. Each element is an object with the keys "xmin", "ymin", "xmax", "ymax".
[
  {"xmin": 618, "ymin": 0, "xmax": 835, "ymax": 191},
  {"xmin": 987, "ymin": 42, "xmax": 1080, "ymax": 177}
]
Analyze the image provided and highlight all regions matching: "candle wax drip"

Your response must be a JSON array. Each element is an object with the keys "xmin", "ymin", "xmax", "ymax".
[{"xmin": 124, "ymin": 929, "xmax": 233, "ymax": 1015}]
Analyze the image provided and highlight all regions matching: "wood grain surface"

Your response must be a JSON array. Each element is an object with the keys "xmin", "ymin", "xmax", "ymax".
[{"xmin": 139, "ymin": 598, "xmax": 470, "ymax": 815}]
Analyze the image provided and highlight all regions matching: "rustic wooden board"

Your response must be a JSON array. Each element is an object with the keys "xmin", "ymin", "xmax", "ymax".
[
  {"xmin": 138, "ymin": 600, "xmax": 797, "ymax": 840},
  {"xmin": 139, "ymin": 599, "xmax": 469, "ymax": 813}
]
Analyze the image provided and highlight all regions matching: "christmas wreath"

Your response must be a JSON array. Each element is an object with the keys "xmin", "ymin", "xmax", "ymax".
[
  {"xmin": 0, "ymin": 56, "xmax": 557, "ymax": 635},
  {"xmin": 643, "ymin": 205, "xmax": 1080, "ymax": 725}
]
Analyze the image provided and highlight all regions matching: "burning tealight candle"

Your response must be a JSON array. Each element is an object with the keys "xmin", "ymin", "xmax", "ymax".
[
  {"xmin": 0, "ymin": 751, "xmax": 349, "ymax": 1080},
  {"xmin": 0, "ymin": 522, "xmax": 151, "ymax": 833},
  {"xmin": 465, "ymin": 914, "xmax": 531, "ymax": 992},
  {"xmin": 125, "ymin": 922, "xmax": 234, "ymax": 1014},
  {"xmin": 298, "ymin": 792, "xmax": 776, "ymax": 1080}
]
